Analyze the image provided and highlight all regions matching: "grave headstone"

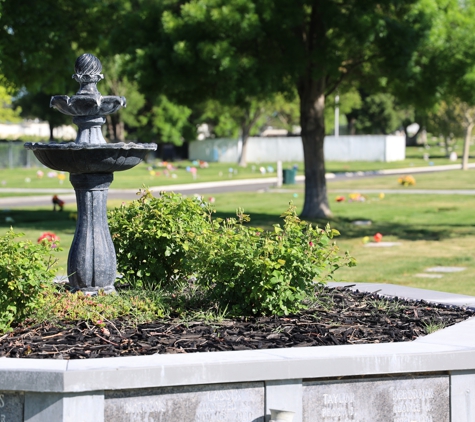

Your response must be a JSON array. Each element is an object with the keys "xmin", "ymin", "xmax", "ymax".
[
  {"xmin": 0, "ymin": 392, "xmax": 24, "ymax": 422},
  {"xmin": 104, "ymin": 383, "xmax": 264, "ymax": 422},
  {"xmin": 302, "ymin": 376, "xmax": 449, "ymax": 422}
]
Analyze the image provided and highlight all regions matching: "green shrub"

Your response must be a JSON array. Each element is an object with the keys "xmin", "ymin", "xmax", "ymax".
[
  {"xmin": 0, "ymin": 229, "xmax": 58, "ymax": 332},
  {"xmin": 108, "ymin": 190, "xmax": 212, "ymax": 290},
  {"xmin": 110, "ymin": 191, "xmax": 354, "ymax": 316},
  {"xmin": 194, "ymin": 206, "xmax": 355, "ymax": 315}
]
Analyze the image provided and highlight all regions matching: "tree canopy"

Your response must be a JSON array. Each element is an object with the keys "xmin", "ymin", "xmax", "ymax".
[
  {"xmin": 2, "ymin": 0, "xmax": 475, "ymax": 217},
  {"xmin": 111, "ymin": 0, "xmax": 445, "ymax": 218}
]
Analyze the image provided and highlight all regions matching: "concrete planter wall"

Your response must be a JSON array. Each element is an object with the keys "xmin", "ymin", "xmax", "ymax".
[
  {"xmin": 1, "ymin": 283, "xmax": 474, "ymax": 422},
  {"xmin": 189, "ymin": 135, "xmax": 406, "ymax": 163}
]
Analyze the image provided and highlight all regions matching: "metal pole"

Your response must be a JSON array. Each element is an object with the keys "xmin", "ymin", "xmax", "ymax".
[
  {"xmin": 8, "ymin": 142, "xmax": 13, "ymax": 169},
  {"xmin": 277, "ymin": 160, "xmax": 283, "ymax": 188}
]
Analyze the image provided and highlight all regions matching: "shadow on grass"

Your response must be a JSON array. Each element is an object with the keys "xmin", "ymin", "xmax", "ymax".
[
  {"xmin": 3, "ymin": 208, "xmax": 474, "ymax": 243},
  {"xmin": 213, "ymin": 211, "xmax": 475, "ymax": 242},
  {"xmin": 0, "ymin": 209, "xmax": 76, "ymax": 233}
]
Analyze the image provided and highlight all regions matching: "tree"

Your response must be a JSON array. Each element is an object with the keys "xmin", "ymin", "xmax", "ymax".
[
  {"xmin": 426, "ymin": 101, "xmax": 464, "ymax": 156},
  {"xmin": 14, "ymin": 92, "xmax": 70, "ymax": 140},
  {"xmin": 198, "ymin": 94, "xmax": 297, "ymax": 165},
  {"xmin": 113, "ymin": 0, "xmax": 441, "ymax": 218}
]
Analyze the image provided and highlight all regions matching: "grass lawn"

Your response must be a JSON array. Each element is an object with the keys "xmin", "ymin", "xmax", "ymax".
[
  {"xmin": 2, "ymin": 148, "xmax": 475, "ymax": 297},
  {"xmin": 0, "ymin": 140, "xmax": 469, "ymax": 191}
]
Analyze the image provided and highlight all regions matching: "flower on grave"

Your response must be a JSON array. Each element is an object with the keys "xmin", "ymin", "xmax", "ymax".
[
  {"xmin": 379, "ymin": 193, "xmax": 385, "ymax": 199},
  {"xmin": 349, "ymin": 193, "xmax": 365, "ymax": 202},
  {"xmin": 336, "ymin": 196, "xmax": 345, "ymax": 202},
  {"xmin": 398, "ymin": 175, "xmax": 416, "ymax": 186},
  {"xmin": 373, "ymin": 233, "xmax": 383, "ymax": 242},
  {"xmin": 362, "ymin": 236, "xmax": 370, "ymax": 244},
  {"xmin": 38, "ymin": 231, "xmax": 60, "ymax": 247},
  {"xmin": 36, "ymin": 170, "xmax": 44, "ymax": 178}
]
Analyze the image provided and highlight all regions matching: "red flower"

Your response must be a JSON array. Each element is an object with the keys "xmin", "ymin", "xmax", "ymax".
[
  {"xmin": 38, "ymin": 232, "xmax": 60, "ymax": 247},
  {"xmin": 309, "ymin": 241, "xmax": 314, "ymax": 247},
  {"xmin": 373, "ymin": 233, "xmax": 383, "ymax": 243}
]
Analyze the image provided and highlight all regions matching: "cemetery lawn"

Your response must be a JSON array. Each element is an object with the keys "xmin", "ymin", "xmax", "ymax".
[
  {"xmin": 0, "ymin": 140, "xmax": 468, "ymax": 191},
  {"xmin": 2, "ymin": 169, "xmax": 475, "ymax": 295}
]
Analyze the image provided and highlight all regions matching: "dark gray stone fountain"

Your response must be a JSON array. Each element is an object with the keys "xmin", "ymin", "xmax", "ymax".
[{"xmin": 25, "ymin": 53, "xmax": 157, "ymax": 294}]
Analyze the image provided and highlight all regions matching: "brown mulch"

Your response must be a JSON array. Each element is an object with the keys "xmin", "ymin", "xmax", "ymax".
[{"xmin": 1, "ymin": 286, "xmax": 473, "ymax": 360}]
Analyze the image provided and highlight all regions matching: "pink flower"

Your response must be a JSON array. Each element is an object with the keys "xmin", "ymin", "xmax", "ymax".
[{"xmin": 309, "ymin": 241, "xmax": 314, "ymax": 247}]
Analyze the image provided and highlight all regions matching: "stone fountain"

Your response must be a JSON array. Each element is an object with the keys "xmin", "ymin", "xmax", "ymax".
[{"xmin": 25, "ymin": 53, "xmax": 157, "ymax": 294}]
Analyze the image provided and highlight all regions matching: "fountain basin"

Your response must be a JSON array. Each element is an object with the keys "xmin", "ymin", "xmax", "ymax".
[{"xmin": 24, "ymin": 142, "xmax": 156, "ymax": 174}]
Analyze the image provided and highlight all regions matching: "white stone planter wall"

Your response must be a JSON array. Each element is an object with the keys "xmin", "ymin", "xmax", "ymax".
[{"xmin": 0, "ymin": 284, "xmax": 474, "ymax": 422}]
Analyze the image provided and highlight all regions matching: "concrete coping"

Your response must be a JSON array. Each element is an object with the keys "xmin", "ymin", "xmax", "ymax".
[{"xmin": 0, "ymin": 283, "xmax": 474, "ymax": 393}]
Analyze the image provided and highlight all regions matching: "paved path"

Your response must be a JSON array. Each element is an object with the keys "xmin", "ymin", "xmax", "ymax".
[{"xmin": 329, "ymin": 189, "xmax": 475, "ymax": 195}]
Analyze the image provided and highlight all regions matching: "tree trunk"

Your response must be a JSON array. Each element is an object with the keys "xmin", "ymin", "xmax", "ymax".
[
  {"xmin": 346, "ymin": 115, "xmax": 357, "ymax": 135},
  {"xmin": 48, "ymin": 123, "xmax": 54, "ymax": 142},
  {"xmin": 106, "ymin": 115, "xmax": 115, "ymax": 142},
  {"xmin": 116, "ymin": 120, "xmax": 125, "ymax": 141},
  {"xmin": 462, "ymin": 122, "xmax": 474, "ymax": 170},
  {"xmin": 238, "ymin": 124, "xmax": 250, "ymax": 167},
  {"xmin": 443, "ymin": 136, "xmax": 450, "ymax": 158},
  {"xmin": 299, "ymin": 77, "xmax": 332, "ymax": 219}
]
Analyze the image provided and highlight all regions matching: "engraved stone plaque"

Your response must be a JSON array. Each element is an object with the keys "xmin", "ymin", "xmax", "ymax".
[
  {"xmin": 105, "ymin": 382, "xmax": 264, "ymax": 422},
  {"xmin": 303, "ymin": 376, "xmax": 449, "ymax": 422},
  {"xmin": 0, "ymin": 392, "xmax": 24, "ymax": 422}
]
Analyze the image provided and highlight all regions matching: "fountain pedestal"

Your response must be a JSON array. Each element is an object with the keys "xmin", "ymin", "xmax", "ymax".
[{"xmin": 68, "ymin": 173, "xmax": 116, "ymax": 294}]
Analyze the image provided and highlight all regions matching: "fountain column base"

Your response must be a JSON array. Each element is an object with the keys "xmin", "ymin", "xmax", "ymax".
[{"xmin": 68, "ymin": 173, "xmax": 116, "ymax": 294}]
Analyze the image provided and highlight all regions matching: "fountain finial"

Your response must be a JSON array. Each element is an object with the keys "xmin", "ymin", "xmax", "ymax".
[
  {"xmin": 72, "ymin": 53, "xmax": 104, "ymax": 97},
  {"xmin": 75, "ymin": 53, "xmax": 102, "ymax": 76}
]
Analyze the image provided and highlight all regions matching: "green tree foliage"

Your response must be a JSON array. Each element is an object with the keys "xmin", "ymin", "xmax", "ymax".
[
  {"xmin": 0, "ymin": 86, "xmax": 22, "ymax": 123},
  {"xmin": 112, "ymin": 0, "xmax": 442, "ymax": 218},
  {"xmin": 426, "ymin": 100, "xmax": 464, "ymax": 156},
  {"xmin": 349, "ymin": 92, "xmax": 413, "ymax": 135},
  {"xmin": 0, "ymin": 0, "xmax": 105, "ymax": 93}
]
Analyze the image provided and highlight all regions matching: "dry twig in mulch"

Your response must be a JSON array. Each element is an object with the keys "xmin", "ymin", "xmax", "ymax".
[{"xmin": 1, "ymin": 286, "xmax": 473, "ymax": 359}]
